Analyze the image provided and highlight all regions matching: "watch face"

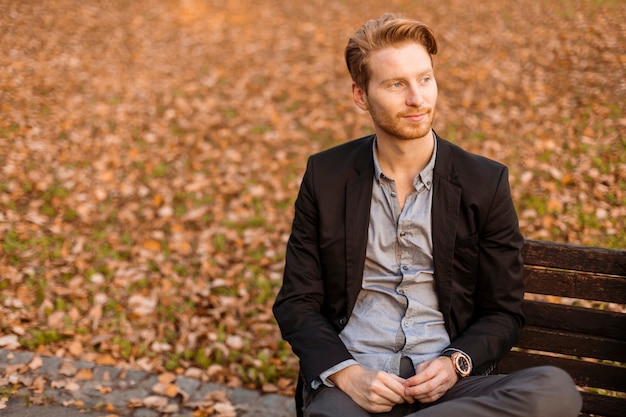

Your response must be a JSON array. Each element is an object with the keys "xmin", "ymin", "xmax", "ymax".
[
  {"xmin": 453, "ymin": 352, "xmax": 471, "ymax": 377},
  {"xmin": 458, "ymin": 356, "xmax": 469, "ymax": 372}
]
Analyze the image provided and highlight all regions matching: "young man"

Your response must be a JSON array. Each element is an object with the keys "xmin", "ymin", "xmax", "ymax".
[{"xmin": 273, "ymin": 13, "xmax": 582, "ymax": 417}]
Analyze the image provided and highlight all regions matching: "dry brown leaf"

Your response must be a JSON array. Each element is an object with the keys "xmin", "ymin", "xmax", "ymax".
[
  {"xmin": 28, "ymin": 376, "xmax": 46, "ymax": 394},
  {"xmin": 142, "ymin": 395, "xmax": 169, "ymax": 410},
  {"xmin": 143, "ymin": 240, "xmax": 162, "ymax": 252},
  {"xmin": 65, "ymin": 381, "xmax": 81, "ymax": 393},
  {"xmin": 213, "ymin": 402, "xmax": 237, "ymax": 417},
  {"xmin": 95, "ymin": 354, "xmax": 118, "ymax": 366},
  {"xmin": 75, "ymin": 368, "xmax": 94, "ymax": 381},
  {"xmin": 0, "ymin": 335, "xmax": 20, "ymax": 349},
  {"xmin": 30, "ymin": 396, "xmax": 46, "ymax": 405},
  {"xmin": 58, "ymin": 361, "xmax": 77, "ymax": 377},
  {"xmin": 164, "ymin": 384, "xmax": 180, "ymax": 398},
  {"xmin": 262, "ymin": 383, "xmax": 278, "ymax": 393},
  {"xmin": 127, "ymin": 398, "xmax": 144, "ymax": 408},
  {"xmin": 157, "ymin": 372, "xmax": 177, "ymax": 384},
  {"xmin": 51, "ymin": 379, "xmax": 67, "ymax": 389},
  {"xmin": 28, "ymin": 356, "xmax": 43, "ymax": 370},
  {"xmin": 68, "ymin": 341, "xmax": 83, "ymax": 357},
  {"xmin": 99, "ymin": 386, "xmax": 113, "ymax": 394}
]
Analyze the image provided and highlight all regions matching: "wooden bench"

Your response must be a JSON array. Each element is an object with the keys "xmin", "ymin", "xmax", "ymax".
[{"xmin": 497, "ymin": 239, "xmax": 626, "ymax": 417}]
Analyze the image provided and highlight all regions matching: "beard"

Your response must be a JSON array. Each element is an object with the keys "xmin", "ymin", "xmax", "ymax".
[{"xmin": 369, "ymin": 104, "xmax": 436, "ymax": 142}]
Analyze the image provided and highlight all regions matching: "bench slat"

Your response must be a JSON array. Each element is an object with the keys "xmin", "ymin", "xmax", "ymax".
[
  {"xmin": 498, "ymin": 351, "xmax": 626, "ymax": 392},
  {"xmin": 507, "ymin": 240, "xmax": 626, "ymax": 417},
  {"xmin": 524, "ymin": 267, "xmax": 626, "ymax": 304},
  {"xmin": 579, "ymin": 391, "xmax": 626, "ymax": 417},
  {"xmin": 523, "ymin": 240, "xmax": 626, "ymax": 275},
  {"xmin": 515, "ymin": 326, "xmax": 626, "ymax": 363},
  {"xmin": 522, "ymin": 300, "xmax": 626, "ymax": 341}
]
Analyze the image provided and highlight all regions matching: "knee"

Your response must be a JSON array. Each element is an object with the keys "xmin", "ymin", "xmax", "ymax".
[
  {"xmin": 536, "ymin": 366, "xmax": 578, "ymax": 393},
  {"xmin": 532, "ymin": 366, "xmax": 582, "ymax": 416}
]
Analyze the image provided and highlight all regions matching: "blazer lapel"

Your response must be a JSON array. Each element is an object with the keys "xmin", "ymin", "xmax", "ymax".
[
  {"xmin": 432, "ymin": 138, "xmax": 462, "ymax": 332},
  {"xmin": 345, "ymin": 137, "xmax": 375, "ymax": 315}
]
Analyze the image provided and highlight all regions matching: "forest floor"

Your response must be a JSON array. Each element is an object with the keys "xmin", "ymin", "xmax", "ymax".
[{"xmin": 1, "ymin": 0, "xmax": 625, "ymax": 401}]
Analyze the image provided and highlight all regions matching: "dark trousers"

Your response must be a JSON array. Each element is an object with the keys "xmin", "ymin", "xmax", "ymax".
[{"xmin": 303, "ymin": 366, "xmax": 582, "ymax": 417}]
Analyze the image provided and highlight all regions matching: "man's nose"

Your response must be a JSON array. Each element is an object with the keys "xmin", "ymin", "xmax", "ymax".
[{"xmin": 406, "ymin": 85, "xmax": 424, "ymax": 107}]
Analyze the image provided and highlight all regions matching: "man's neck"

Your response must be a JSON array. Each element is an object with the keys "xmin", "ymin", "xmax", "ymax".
[{"xmin": 375, "ymin": 130, "xmax": 435, "ymax": 181}]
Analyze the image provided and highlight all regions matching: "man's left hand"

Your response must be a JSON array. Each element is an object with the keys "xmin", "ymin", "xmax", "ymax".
[{"xmin": 403, "ymin": 356, "xmax": 458, "ymax": 403}]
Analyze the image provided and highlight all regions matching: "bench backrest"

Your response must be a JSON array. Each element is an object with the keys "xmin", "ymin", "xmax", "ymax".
[{"xmin": 497, "ymin": 240, "xmax": 626, "ymax": 417}]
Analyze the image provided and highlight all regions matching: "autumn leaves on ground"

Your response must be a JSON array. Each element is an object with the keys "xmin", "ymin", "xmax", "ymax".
[{"xmin": 0, "ymin": 0, "xmax": 624, "ymax": 399}]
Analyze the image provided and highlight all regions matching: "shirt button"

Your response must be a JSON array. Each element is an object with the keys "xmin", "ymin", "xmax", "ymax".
[
  {"xmin": 402, "ymin": 265, "xmax": 408, "ymax": 271},
  {"xmin": 399, "ymin": 232, "xmax": 406, "ymax": 237},
  {"xmin": 390, "ymin": 192, "xmax": 397, "ymax": 198},
  {"xmin": 403, "ymin": 320, "xmax": 410, "ymax": 327},
  {"xmin": 398, "ymin": 289, "xmax": 405, "ymax": 295}
]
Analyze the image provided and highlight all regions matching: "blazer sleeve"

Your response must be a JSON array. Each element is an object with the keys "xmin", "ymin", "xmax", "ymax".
[{"xmin": 272, "ymin": 156, "xmax": 354, "ymax": 386}]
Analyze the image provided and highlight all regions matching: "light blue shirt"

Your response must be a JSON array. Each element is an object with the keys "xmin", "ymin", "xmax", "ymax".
[{"xmin": 318, "ymin": 132, "xmax": 450, "ymax": 387}]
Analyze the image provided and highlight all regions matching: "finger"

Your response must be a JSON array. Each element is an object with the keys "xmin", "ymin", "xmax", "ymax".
[
  {"xmin": 404, "ymin": 365, "xmax": 448, "ymax": 400},
  {"xmin": 408, "ymin": 368, "xmax": 457, "ymax": 403},
  {"xmin": 387, "ymin": 375, "xmax": 416, "ymax": 404},
  {"xmin": 405, "ymin": 376, "xmax": 439, "ymax": 399},
  {"xmin": 377, "ymin": 374, "xmax": 414, "ymax": 404},
  {"xmin": 405, "ymin": 360, "xmax": 438, "ymax": 388}
]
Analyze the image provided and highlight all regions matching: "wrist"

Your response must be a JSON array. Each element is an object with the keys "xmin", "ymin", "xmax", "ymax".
[
  {"xmin": 441, "ymin": 349, "xmax": 472, "ymax": 378},
  {"xmin": 329, "ymin": 364, "xmax": 360, "ymax": 388}
]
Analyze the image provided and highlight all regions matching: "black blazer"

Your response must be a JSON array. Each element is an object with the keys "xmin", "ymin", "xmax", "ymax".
[{"xmin": 273, "ymin": 133, "xmax": 525, "ymax": 389}]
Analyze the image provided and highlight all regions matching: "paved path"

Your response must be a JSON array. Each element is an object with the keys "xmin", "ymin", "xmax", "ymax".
[{"xmin": 0, "ymin": 349, "xmax": 295, "ymax": 416}]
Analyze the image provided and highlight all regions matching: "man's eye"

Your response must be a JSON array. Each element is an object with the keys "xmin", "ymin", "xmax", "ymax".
[{"xmin": 391, "ymin": 82, "xmax": 402, "ymax": 88}]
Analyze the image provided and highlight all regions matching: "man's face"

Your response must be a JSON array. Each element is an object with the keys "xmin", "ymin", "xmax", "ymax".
[{"xmin": 353, "ymin": 42, "xmax": 437, "ymax": 142}]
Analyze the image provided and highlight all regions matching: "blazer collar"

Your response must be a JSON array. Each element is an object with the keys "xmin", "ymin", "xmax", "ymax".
[
  {"xmin": 345, "ymin": 135, "xmax": 375, "ymax": 314},
  {"xmin": 353, "ymin": 135, "xmax": 376, "ymax": 176},
  {"xmin": 431, "ymin": 134, "xmax": 462, "ymax": 333},
  {"xmin": 432, "ymin": 132, "xmax": 459, "ymax": 182}
]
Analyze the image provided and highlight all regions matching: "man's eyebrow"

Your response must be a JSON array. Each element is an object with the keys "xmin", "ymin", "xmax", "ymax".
[{"xmin": 379, "ymin": 69, "xmax": 434, "ymax": 83}]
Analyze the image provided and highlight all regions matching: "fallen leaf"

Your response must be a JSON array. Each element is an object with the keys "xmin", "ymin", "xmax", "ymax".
[
  {"xmin": 75, "ymin": 368, "xmax": 94, "ymax": 381},
  {"xmin": 58, "ymin": 361, "xmax": 77, "ymax": 377},
  {"xmin": 157, "ymin": 372, "xmax": 177, "ymax": 384},
  {"xmin": 28, "ymin": 356, "xmax": 43, "ymax": 370},
  {"xmin": 0, "ymin": 335, "xmax": 20, "ymax": 349},
  {"xmin": 28, "ymin": 376, "xmax": 46, "ymax": 394},
  {"xmin": 142, "ymin": 395, "xmax": 169, "ymax": 410}
]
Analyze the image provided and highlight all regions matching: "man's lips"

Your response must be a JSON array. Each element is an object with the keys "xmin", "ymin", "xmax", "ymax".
[
  {"xmin": 401, "ymin": 112, "xmax": 427, "ymax": 122},
  {"xmin": 400, "ymin": 108, "xmax": 430, "ymax": 119}
]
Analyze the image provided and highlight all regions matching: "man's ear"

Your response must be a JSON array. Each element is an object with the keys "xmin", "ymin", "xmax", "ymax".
[{"xmin": 352, "ymin": 83, "xmax": 369, "ymax": 111}]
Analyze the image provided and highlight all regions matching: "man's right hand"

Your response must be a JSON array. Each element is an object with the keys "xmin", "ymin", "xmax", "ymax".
[{"xmin": 329, "ymin": 364, "xmax": 414, "ymax": 413}]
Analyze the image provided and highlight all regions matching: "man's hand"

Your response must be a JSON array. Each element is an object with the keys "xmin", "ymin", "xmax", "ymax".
[
  {"xmin": 403, "ymin": 356, "xmax": 458, "ymax": 403},
  {"xmin": 330, "ymin": 364, "xmax": 414, "ymax": 413}
]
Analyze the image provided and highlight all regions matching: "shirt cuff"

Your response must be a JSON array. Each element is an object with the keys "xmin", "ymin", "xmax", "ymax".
[{"xmin": 312, "ymin": 359, "xmax": 359, "ymax": 389}]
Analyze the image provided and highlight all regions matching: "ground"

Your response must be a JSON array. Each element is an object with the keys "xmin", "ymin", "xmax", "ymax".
[{"xmin": 0, "ymin": 0, "xmax": 624, "ymax": 400}]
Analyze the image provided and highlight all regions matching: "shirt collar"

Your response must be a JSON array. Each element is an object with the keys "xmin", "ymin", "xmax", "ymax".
[{"xmin": 372, "ymin": 131, "xmax": 437, "ymax": 190}]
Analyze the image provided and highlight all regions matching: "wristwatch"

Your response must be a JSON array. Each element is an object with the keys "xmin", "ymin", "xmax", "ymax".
[{"xmin": 444, "ymin": 351, "xmax": 472, "ymax": 378}]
